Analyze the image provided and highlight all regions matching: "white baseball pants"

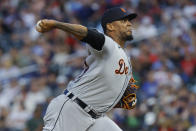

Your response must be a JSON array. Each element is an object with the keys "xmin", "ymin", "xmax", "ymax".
[{"xmin": 42, "ymin": 94, "xmax": 122, "ymax": 131}]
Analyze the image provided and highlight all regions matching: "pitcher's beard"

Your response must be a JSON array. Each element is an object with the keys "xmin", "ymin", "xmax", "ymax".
[{"xmin": 123, "ymin": 34, "xmax": 133, "ymax": 41}]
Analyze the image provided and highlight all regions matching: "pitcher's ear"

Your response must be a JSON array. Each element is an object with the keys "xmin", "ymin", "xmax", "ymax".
[{"xmin": 106, "ymin": 23, "xmax": 114, "ymax": 32}]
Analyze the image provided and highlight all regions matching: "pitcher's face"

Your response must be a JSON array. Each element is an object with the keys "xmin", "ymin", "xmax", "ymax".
[{"xmin": 112, "ymin": 18, "xmax": 134, "ymax": 41}]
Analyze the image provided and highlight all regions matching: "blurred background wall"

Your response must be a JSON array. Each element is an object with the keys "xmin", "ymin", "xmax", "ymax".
[{"xmin": 0, "ymin": 0, "xmax": 196, "ymax": 131}]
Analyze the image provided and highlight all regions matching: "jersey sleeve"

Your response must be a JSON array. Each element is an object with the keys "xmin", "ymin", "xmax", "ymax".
[
  {"xmin": 81, "ymin": 29, "xmax": 105, "ymax": 51},
  {"xmin": 82, "ymin": 29, "xmax": 116, "ymax": 57}
]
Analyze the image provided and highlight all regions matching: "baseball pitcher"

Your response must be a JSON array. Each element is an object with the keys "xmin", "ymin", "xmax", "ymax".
[{"xmin": 36, "ymin": 7, "xmax": 139, "ymax": 131}]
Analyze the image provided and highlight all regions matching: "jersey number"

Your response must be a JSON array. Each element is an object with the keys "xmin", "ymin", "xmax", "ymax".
[{"xmin": 115, "ymin": 59, "xmax": 128, "ymax": 75}]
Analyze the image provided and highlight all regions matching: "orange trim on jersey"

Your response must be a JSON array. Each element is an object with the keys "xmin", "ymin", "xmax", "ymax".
[
  {"xmin": 115, "ymin": 59, "xmax": 129, "ymax": 75},
  {"xmin": 125, "ymin": 67, "xmax": 129, "ymax": 74}
]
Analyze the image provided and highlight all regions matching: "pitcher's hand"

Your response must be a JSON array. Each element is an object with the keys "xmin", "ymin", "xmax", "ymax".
[{"xmin": 36, "ymin": 19, "xmax": 56, "ymax": 33}]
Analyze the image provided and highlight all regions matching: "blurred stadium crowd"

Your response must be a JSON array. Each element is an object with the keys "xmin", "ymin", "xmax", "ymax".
[{"xmin": 0, "ymin": 0, "xmax": 196, "ymax": 131}]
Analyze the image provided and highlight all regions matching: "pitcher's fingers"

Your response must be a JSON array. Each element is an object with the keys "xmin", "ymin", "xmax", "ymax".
[
  {"xmin": 36, "ymin": 25, "xmax": 43, "ymax": 33},
  {"xmin": 39, "ymin": 20, "xmax": 47, "ymax": 29},
  {"xmin": 41, "ymin": 19, "xmax": 48, "ymax": 26},
  {"xmin": 38, "ymin": 20, "xmax": 43, "ymax": 26}
]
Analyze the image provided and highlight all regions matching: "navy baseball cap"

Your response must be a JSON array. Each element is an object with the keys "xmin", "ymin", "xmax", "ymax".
[{"xmin": 101, "ymin": 7, "xmax": 137, "ymax": 32}]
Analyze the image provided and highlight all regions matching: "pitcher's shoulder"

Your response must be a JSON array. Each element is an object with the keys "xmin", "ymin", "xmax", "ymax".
[{"xmin": 103, "ymin": 35, "xmax": 120, "ymax": 50}]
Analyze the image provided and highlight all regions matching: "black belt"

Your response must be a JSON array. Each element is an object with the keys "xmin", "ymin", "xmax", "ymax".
[{"xmin": 64, "ymin": 90, "xmax": 99, "ymax": 119}]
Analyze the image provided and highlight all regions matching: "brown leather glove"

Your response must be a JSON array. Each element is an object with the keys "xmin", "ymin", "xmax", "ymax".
[{"xmin": 114, "ymin": 77, "xmax": 139, "ymax": 110}]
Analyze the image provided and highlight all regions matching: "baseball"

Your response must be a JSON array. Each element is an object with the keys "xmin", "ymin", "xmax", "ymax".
[{"xmin": 36, "ymin": 20, "xmax": 42, "ymax": 32}]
